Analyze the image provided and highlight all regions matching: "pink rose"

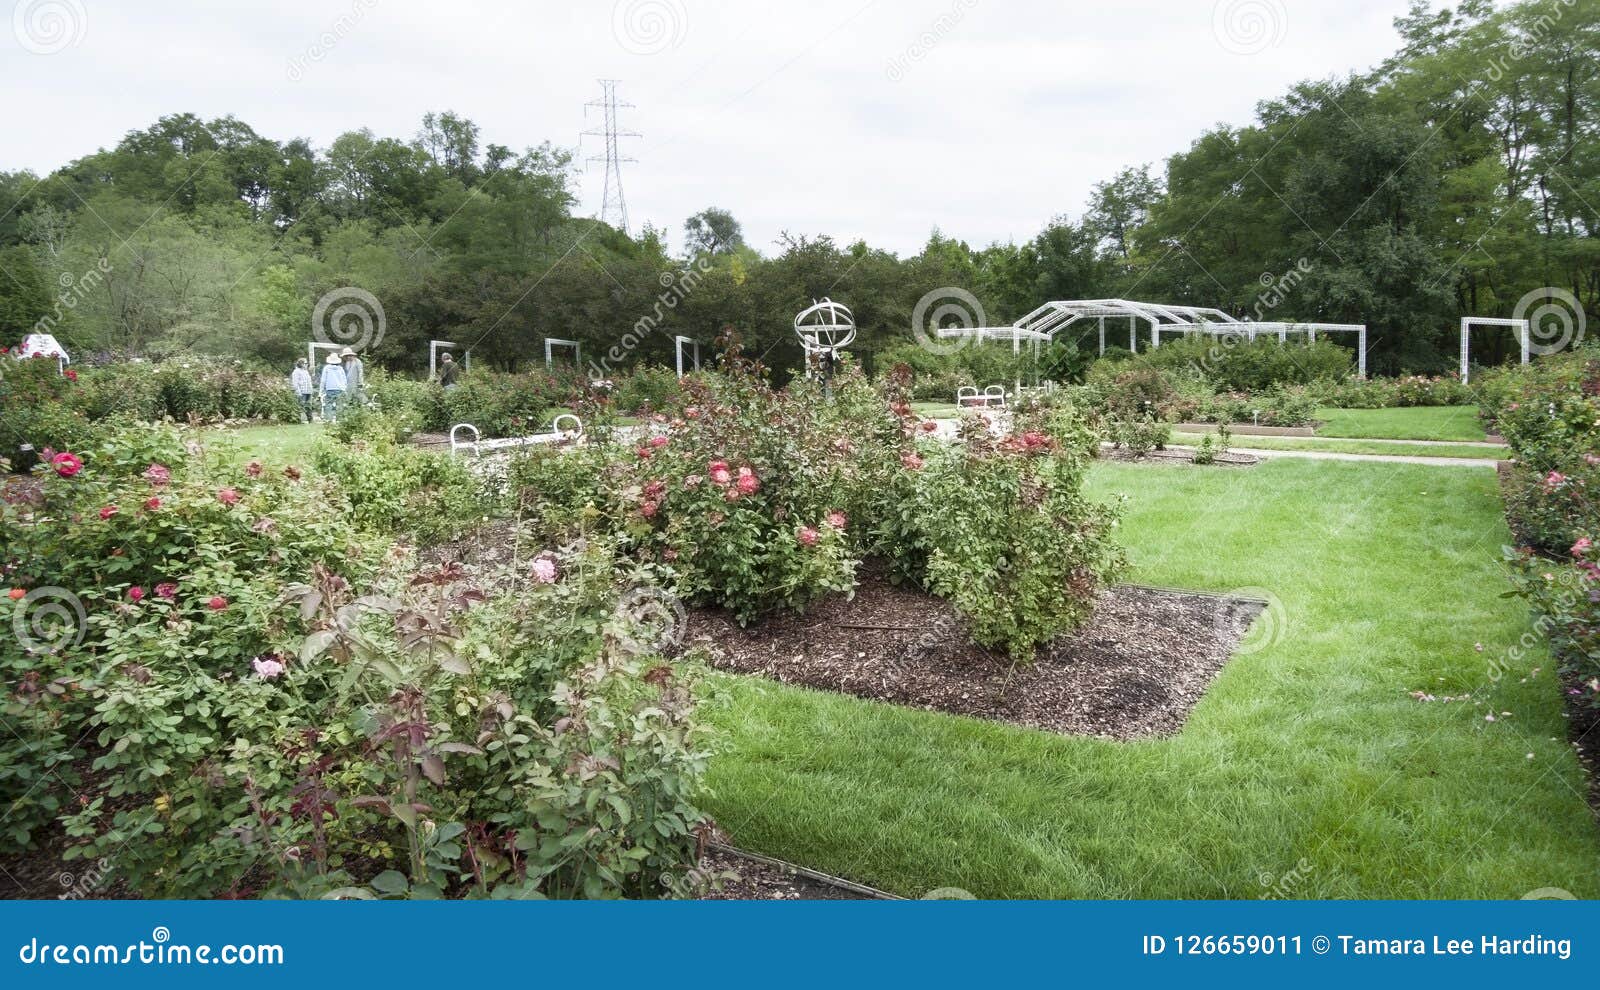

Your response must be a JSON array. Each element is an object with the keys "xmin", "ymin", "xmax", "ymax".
[
  {"xmin": 901, "ymin": 452, "xmax": 924, "ymax": 470},
  {"xmin": 797, "ymin": 526, "xmax": 819, "ymax": 547},
  {"xmin": 207, "ymin": 596, "xmax": 228, "ymax": 611},
  {"xmin": 1574, "ymin": 537, "xmax": 1594, "ymax": 558},
  {"xmin": 143, "ymin": 463, "xmax": 171, "ymax": 486},
  {"xmin": 127, "ymin": 586, "xmax": 145, "ymax": 603},
  {"xmin": 217, "ymin": 487, "xmax": 241, "ymax": 507},
  {"xmin": 531, "ymin": 557, "xmax": 558, "ymax": 584},
  {"xmin": 826, "ymin": 511, "xmax": 847, "ymax": 530},
  {"xmin": 252, "ymin": 657, "xmax": 285, "ymax": 680},
  {"xmin": 735, "ymin": 467, "xmax": 759, "ymax": 495},
  {"xmin": 709, "ymin": 460, "xmax": 732, "ymax": 486},
  {"xmin": 51, "ymin": 452, "xmax": 83, "ymax": 478},
  {"xmin": 649, "ymin": 435, "xmax": 669, "ymax": 448},
  {"xmin": 641, "ymin": 500, "xmax": 659, "ymax": 519},
  {"xmin": 1545, "ymin": 471, "xmax": 1567, "ymax": 489},
  {"xmin": 155, "ymin": 582, "xmax": 178, "ymax": 599}
]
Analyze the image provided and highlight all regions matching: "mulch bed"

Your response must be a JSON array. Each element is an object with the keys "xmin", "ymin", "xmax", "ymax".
[
  {"xmin": 1099, "ymin": 448, "xmax": 1259, "ymax": 467},
  {"xmin": 687, "ymin": 577, "xmax": 1264, "ymax": 740},
  {"xmin": 693, "ymin": 846, "xmax": 891, "ymax": 900}
]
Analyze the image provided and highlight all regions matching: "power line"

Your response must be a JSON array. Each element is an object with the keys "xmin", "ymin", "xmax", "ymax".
[{"xmin": 581, "ymin": 79, "xmax": 639, "ymax": 236}]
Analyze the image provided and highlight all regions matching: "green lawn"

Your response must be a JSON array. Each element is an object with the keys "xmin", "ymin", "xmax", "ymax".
[
  {"xmin": 1171, "ymin": 431, "xmax": 1504, "ymax": 460},
  {"xmin": 1314, "ymin": 406, "xmax": 1488, "ymax": 442},
  {"xmin": 202, "ymin": 422, "xmax": 328, "ymax": 464},
  {"xmin": 701, "ymin": 458, "xmax": 1599, "ymax": 897}
]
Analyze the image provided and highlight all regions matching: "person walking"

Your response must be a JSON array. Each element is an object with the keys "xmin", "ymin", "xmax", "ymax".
[
  {"xmin": 319, "ymin": 352, "xmax": 347, "ymax": 422},
  {"xmin": 290, "ymin": 358, "xmax": 314, "ymax": 423},
  {"xmin": 340, "ymin": 348, "xmax": 365, "ymax": 406},
  {"xmin": 437, "ymin": 352, "xmax": 462, "ymax": 390}
]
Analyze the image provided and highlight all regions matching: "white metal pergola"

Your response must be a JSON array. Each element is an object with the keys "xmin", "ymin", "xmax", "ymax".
[
  {"xmin": 674, "ymin": 335, "xmax": 701, "ymax": 377},
  {"xmin": 428, "ymin": 339, "xmax": 472, "ymax": 379},
  {"xmin": 945, "ymin": 299, "xmax": 1369, "ymax": 378},
  {"xmin": 544, "ymin": 337, "xmax": 581, "ymax": 371},
  {"xmin": 1459, "ymin": 316, "xmax": 1530, "ymax": 384}
]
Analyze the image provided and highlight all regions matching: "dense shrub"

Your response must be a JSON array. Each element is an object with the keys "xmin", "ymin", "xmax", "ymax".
[
  {"xmin": 1312, "ymin": 374, "xmax": 1475, "ymax": 408},
  {"xmin": 1488, "ymin": 348, "xmax": 1600, "ymax": 706},
  {"xmin": 875, "ymin": 342, "xmax": 1043, "ymax": 402},
  {"xmin": 313, "ymin": 432, "xmax": 492, "ymax": 544},
  {"xmin": 2, "ymin": 426, "xmax": 714, "ymax": 898},
  {"xmin": 896, "ymin": 406, "xmax": 1125, "ymax": 658},
  {"xmin": 1098, "ymin": 335, "xmax": 1353, "ymax": 392}
]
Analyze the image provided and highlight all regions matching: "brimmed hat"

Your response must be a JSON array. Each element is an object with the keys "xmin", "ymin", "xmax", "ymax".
[
  {"xmin": 325, "ymin": 352, "xmax": 341, "ymax": 364},
  {"xmin": 340, "ymin": 348, "xmax": 356, "ymax": 357}
]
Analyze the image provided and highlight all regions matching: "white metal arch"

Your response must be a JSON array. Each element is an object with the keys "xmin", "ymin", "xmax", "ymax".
[
  {"xmin": 1459, "ymin": 317, "xmax": 1529, "ymax": 384},
  {"xmin": 674, "ymin": 335, "xmax": 701, "ymax": 377},
  {"xmin": 545, "ymin": 337, "xmax": 581, "ymax": 371}
]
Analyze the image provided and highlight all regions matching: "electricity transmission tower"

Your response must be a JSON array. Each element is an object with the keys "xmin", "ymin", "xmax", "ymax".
[{"xmin": 582, "ymin": 79, "xmax": 639, "ymax": 236}]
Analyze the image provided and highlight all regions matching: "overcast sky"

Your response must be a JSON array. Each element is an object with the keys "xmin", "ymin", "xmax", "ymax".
[{"xmin": 4, "ymin": 0, "xmax": 1411, "ymax": 256}]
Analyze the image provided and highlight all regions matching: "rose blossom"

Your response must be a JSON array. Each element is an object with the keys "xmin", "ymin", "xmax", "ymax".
[
  {"xmin": 709, "ymin": 460, "xmax": 732, "ymax": 486},
  {"xmin": 1575, "ymin": 537, "xmax": 1594, "ymax": 558},
  {"xmin": 901, "ymin": 452, "xmax": 924, "ymax": 470},
  {"xmin": 217, "ymin": 487, "xmax": 241, "ymax": 507},
  {"xmin": 144, "ymin": 497, "xmax": 162, "ymax": 511},
  {"xmin": 252, "ymin": 657, "xmax": 285, "ymax": 680},
  {"xmin": 143, "ymin": 463, "xmax": 171, "ymax": 486},
  {"xmin": 1545, "ymin": 471, "xmax": 1567, "ymax": 489},
  {"xmin": 64, "ymin": 369, "xmax": 78, "ymax": 382},
  {"xmin": 797, "ymin": 526, "xmax": 820, "ymax": 547},
  {"xmin": 155, "ymin": 582, "xmax": 178, "ymax": 599},
  {"xmin": 636, "ymin": 446, "xmax": 654, "ymax": 460},
  {"xmin": 641, "ymin": 500, "xmax": 659, "ymax": 519},
  {"xmin": 649, "ymin": 435, "xmax": 669, "ymax": 448},
  {"xmin": 99, "ymin": 505, "xmax": 118, "ymax": 520},
  {"xmin": 531, "ymin": 557, "xmax": 558, "ymax": 584},
  {"xmin": 245, "ymin": 461, "xmax": 264, "ymax": 478},
  {"xmin": 127, "ymin": 586, "xmax": 145, "ymax": 603},
  {"xmin": 207, "ymin": 596, "xmax": 228, "ymax": 611},
  {"xmin": 920, "ymin": 420, "xmax": 938, "ymax": 433},
  {"xmin": 826, "ymin": 511, "xmax": 847, "ymax": 530},
  {"xmin": 51, "ymin": 452, "xmax": 82, "ymax": 478},
  {"xmin": 735, "ymin": 467, "xmax": 759, "ymax": 495}
]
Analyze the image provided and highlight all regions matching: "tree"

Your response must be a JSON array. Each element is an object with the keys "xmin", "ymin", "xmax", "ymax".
[{"xmin": 683, "ymin": 208, "xmax": 743, "ymax": 256}]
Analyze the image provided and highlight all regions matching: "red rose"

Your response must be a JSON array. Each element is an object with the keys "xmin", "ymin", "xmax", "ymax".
[
  {"xmin": 99, "ymin": 505, "xmax": 119, "ymax": 520},
  {"xmin": 636, "ymin": 446, "xmax": 653, "ymax": 459},
  {"xmin": 207, "ymin": 596, "xmax": 228, "ymax": 611},
  {"xmin": 649, "ymin": 435, "xmax": 669, "ymax": 448},
  {"xmin": 127, "ymin": 586, "xmax": 144, "ymax": 603},
  {"xmin": 50, "ymin": 452, "xmax": 83, "ymax": 478},
  {"xmin": 64, "ymin": 369, "xmax": 78, "ymax": 382},
  {"xmin": 144, "ymin": 497, "xmax": 162, "ymax": 511}
]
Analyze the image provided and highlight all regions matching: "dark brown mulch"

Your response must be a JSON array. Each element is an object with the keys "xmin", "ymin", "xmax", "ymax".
[
  {"xmin": 687, "ymin": 577, "xmax": 1263, "ymax": 740},
  {"xmin": 1098, "ymin": 448, "xmax": 1259, "ymax": 467},
  {"xmin": 693, "ymin": 846, "xmax": 887, "ymax": 900}
]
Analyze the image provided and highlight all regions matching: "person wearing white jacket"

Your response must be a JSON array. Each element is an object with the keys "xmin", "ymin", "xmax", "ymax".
[{"xmin": 319, "ymin": 353, "xmax": 347, "ymax": 422}]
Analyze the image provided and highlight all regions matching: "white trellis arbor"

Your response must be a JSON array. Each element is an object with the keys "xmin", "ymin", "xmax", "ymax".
[
  {"xmin": 429, "ymin": 339, "xmax": 472, "ymax": 379},
  {"xmin": 1459, "ymin": 316, "xmax": 1530, "ymax": 384},
  {"xmin": 983, "ymin": 299, "xmax": 1369, "ymax": 378},
  {"xmin": 674, "ymin": 335, "xmax": 701, "ymax": 377},
  {"xmin": 544, "ymin": 337, "xmax": 581, "ymax": 371}
]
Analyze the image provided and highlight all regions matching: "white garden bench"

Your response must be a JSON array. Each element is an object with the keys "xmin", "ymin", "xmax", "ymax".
[
  {"xmin": 449, "ymin": 414, "xmax": 583, "ymax": 456},
  {"xmin": 956, "ymin": 385, "xmax": 1008, "ymax": 409}
]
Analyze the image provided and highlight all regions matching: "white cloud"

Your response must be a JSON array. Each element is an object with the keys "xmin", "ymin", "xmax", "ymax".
[{"xmin": 2, "ymin": 0, "xmax": 1405, "ymax": 255}]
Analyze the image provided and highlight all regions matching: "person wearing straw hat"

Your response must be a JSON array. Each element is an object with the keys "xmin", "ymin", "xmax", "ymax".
[
  {"xmin": 339, "ymin": 347, "xmax": 365, "ymax": 405},
  {"xmin": 319, "ymin": 351, "xmax": 347, "ymax": 422}
]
